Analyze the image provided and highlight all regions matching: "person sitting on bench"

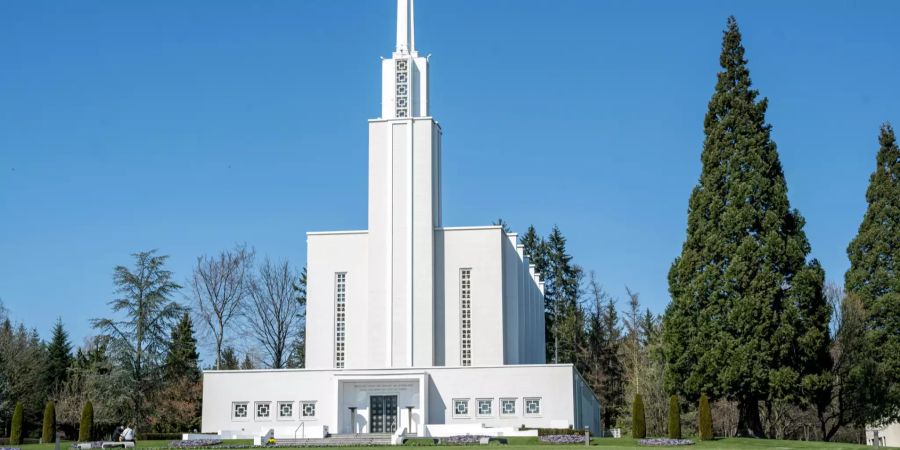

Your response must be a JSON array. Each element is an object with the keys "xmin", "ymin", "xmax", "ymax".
[{"xmin": 121, "ymin": 425, "xmax": 135, "ymax": 443}]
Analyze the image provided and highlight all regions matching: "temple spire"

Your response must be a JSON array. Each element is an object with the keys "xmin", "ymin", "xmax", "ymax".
[{"xmin": 396, "ymin": 0, "xmax": 415, "ymax": 54}]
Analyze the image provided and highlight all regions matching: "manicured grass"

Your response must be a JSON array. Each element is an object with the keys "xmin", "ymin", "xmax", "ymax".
[{"xmin": 14, "ymin": 437, "xmax": 894, "ymax": 450}]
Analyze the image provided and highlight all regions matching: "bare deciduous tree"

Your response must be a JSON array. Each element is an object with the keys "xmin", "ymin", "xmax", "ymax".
[
  {"xmin": 191, "ymin": 245, "xmax": 255, "ymax": 370},
  {"xmin": 245, "ymin": 259, "xmax": 302, "ymax": 369}
]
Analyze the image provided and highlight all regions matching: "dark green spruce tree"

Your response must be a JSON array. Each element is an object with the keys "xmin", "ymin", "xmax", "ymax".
[
  {"xmin": 164, "ymin": 312, "xmax": 201, "ymax": 383},
  {"xmin": 844, "ymin": 123, "xmax": 900, "ymax": 424},
  {"xmin": 544, "ymin": 226, "xmax": 583, "ymax": 365},
  {"xmin": 220, "ymin": 346, "xmax": 240, "ymax": 370},
  {"xmin": 46, "ymin": 318, "xmax": 73, "ymax": 387},
  {"xmin": 664, "ymin": 17, "xmax": 830, "ymax": 437}
]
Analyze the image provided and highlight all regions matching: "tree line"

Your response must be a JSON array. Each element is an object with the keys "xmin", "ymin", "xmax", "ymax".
[
  {"xmin": 514, "ymin": 17, "xmax": 898, "ymax": 444},
  {"xmin": 0, "ymin": 247, "xmax": 306, "ymax": 441}
]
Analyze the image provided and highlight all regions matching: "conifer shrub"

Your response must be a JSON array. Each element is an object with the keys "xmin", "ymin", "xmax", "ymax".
[
  {"xmin": 632, "ymin": 394, "xmax": 646, "ymax": 438},
  {"xmin": 698, "ymin": 394, "xmax": 713, "ymax": 440},
  {"xmin": 10, "ymin": 402, "xmax": 24, "ymax": 445},
  {"xmin": 42, "ymin": 401, "xmax": 56, "ymax": 444},
  {"xmin": 79, "ymin": 401, "xmax": 94, "ymax": 442},
  {"xmin": 668, "ymin": 395, "xmax": 682, "ymax": 439}
]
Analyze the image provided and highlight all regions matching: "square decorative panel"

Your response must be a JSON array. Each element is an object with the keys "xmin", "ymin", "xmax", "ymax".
[
  {"xmin": 233, "ymin": 403, "xmax": 248, "ymax": 418},
  {"xmin": 525, "ymin": 398, "xmax": 541, "ymax": 416},
  {"xmin": 256, "ymin": 402, "xmax": 270, "ymax": 418},
  {"xmin": 453, "ymin": 399, "xmax": 468, "ymax": 416},
  {"xmin": 501, "ymin": 399, "xmax": 516, "ymax": 415},
  {"xmin": 477, "ymin": 399, "xmax": 492, "ymax": 416},
  {"xmin": 302, "ymin": 402, "xmax": 316, "ymax": 417},
  {"xmin": 279, "ymin": 403, "xmax": 293, "ymax": 418}
]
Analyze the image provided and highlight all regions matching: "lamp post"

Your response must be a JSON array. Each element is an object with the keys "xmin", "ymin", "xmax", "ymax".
[{"xmin": 348, "ymin": 407, "xmax": 357, "ymax": 435}]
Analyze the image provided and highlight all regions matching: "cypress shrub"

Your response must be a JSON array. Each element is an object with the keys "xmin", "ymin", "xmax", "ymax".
[
  {"xmin": 79, "ymin": 401, "xmax": 94, "ymax": 442},
  {"xmin": 667, "ymin": 395, "xmax": 682, "ymax": 439},
  {"xmin": 42, "ymin": 401, "xmax": 56, "ymax": 444},
  {"xmin": 698, "ymin": 394, "xmax": 713, "ymax": 440},
  {"xmin": 10, "ymin": 402, "xmax": 24, "ymax": 445},
  {"xmin": 632, "ymin": 394, "xmax": 646, "ymax": 438}
]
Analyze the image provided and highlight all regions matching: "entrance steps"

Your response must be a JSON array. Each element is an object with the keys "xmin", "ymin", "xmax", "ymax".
[{"xmin": 275, "ymin": 433, "xmax": 393, "ymax": 446}]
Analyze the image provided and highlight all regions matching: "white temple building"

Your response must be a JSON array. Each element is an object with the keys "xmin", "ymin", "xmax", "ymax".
[{"xmin": 201, "ymin": 0, "xmax": 600, "ymax": 441}]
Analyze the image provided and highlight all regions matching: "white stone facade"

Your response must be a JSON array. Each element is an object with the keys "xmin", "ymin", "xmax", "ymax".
[{"xmin": 201, "ymin": 0, "xmax": 600, "ymax": 438}]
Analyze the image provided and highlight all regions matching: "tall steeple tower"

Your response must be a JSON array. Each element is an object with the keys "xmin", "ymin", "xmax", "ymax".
[{"xmin": 368, "ymin": 0, "xmax": 441, "ymax": 368}]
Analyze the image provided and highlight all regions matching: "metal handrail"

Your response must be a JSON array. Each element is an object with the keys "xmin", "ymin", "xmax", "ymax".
[{"xmin": 294, "ymin": 422, "xmax": 305, "ymax": 440}]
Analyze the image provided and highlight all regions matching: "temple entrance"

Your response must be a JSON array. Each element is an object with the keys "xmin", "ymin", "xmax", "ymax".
[{"xmin": 369, "ymin": 395, "xmax": 398, "ymax": 433}]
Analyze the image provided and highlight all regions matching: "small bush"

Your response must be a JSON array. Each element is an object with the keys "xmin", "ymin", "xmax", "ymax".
[
  {"xmin": 10, "ymin": 402, "xmax": 24, "ymax": 445},
  {"xmin": 668, "ymin": 395, "xmax": 681, "ymax": 439},
  {"xmin": 698, "ymin": 394, "xmax": 713, "ymax": 441},
  {"xmin": 79, "ymin": 401, "xmax": 94, "ymax": 442},
  {"xmin": 632, "ymin": 394, "xmax": 646, "ymax": 439},
  {"xmin": 42, "ymin": 401, "xmax": 56, "ymax": 444}
]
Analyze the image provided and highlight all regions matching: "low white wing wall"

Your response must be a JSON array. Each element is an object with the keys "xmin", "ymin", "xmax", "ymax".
[{"xmin": 424, "ymin": 424, "xmax": 538, "ymax": 438}]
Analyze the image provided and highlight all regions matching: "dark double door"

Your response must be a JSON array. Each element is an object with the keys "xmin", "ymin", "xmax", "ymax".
[{"xmin": 369, "ymin": 395, "xmax": 398, "ymax": 433}]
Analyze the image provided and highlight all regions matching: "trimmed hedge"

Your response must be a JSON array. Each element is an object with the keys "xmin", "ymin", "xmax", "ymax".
[
  {"xmin": 10, "ymin": 402, "xmax": 24, "ymax": 445},
  {"xmin": 403, "ymin": 438, "xmax": 438, "ymax": 446},
  {"xmin": 79, "ymin": 401, "xmax": 94, "ymax": 442},
  {"xmin": 632, "ymin": 394, "xmax": 646, "ymax": 439},
  {"xmin": 698, "ymin": 394, "xmax": 713, "ymax": 441},
  {"xmin": 667, "ymin": 395, "xmax": 681, "ymax": 439},
  {"xmin": 138, "ymin": 433, "xmax": 184, "ymax": 441},
  {"xmin": 532, "ymin": 428, "xmax": 591, "ymax": 437},
  {"xmin": 42, "ymin": 401, "xmax": 56, "ymax": 444}
]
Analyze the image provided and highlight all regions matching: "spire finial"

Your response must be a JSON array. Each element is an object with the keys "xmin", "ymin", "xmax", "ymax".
[{"xmin": 396, "ymin": 0, "xmax": 415, "ymax": 54}]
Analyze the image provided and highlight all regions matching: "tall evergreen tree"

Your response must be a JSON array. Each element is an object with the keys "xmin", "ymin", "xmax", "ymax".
[
  {"xmin": 519, "ymin": 226, "xmax": 548, "ymax": 275},
  {"xmin": 91, "ymin": 250, "xmax": 183, "ymax": 427},
  {"xmin": 46, "ymin": 318, "xmax": 73, "ymax": 387},
  {"xmin": 664, "ymin": 17, "xmax": 830, "ymax": 437},
  {"xmin": 241, "ymin": 354, "xmax": 255, "ymax": 370},
  {"xmin": 582, "ymin": 274, "xmax": 625, "ymax": 430},
  {"xmin": 220, "ymin": 347, "xmax": 239, "ymax": 370},
  {"xmin": 164, "ymin": 312, "xmax": 200, "ymax": 383},
  {"xmin": 844, "ymin": 123, "xmax": 900, "ymax": 424},
  {"xmin": 544, "ymin": 226, "xmax": 583, "ymax": 364}
]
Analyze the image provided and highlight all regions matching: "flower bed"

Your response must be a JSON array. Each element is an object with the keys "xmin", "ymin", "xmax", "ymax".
[
  {"xmin": 638, "ymin": 438, "xmax": 694, "ymax": 446},
  {"xmin": 441, "ymin": 435, "xmax": 488, "ymax": 445},
  {"xmin": 70, "ymin": 442, "xmax": 104, "ymax": 449},
  {"xmin": 1, "ymin": 447, "xmax": 22, "ymax": 450},
  {"xmin": 170, "ymin": 439, "xmax": 224, "ymax": 448},
  {"xmin": 539, "ymin": 434, "xmax": 587, "ymax": 444}
]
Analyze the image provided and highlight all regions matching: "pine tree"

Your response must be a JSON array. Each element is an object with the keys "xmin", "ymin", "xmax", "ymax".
[
  {"xmin": 667, "ymin": 395, "xmax": 681, "ymax": 439},
  {"xmin": 46, "ymin": 319, "xmax": 73, "ymax": 388},
  {"xmin": 631, "ymin": 394, "xmax": 646, "ymax": 438},
  {"xmin": 845, "ymin": 123, "xmax": 900, "ymax": 423},
  {"xmin": 78, "ymin": 401, "xmax": 93, "ymax": 442},
  {"xmin": 241, "ymin": 354, "xmax": 254, "ymax": 370},
  {"xmin": 42, "ymin": 401, "xmax": 55, "ymax": 444},
  {"xmin": 664, "ymin": 16, "xmax": 830, "ymax": 438},
  {"xmin": 10, "ymin": 401, "xmax": 24, "ymax": 445},
  {"xmin": 698, "ymin": 394, "xmax": 713, "ymax": 440},
  {"xmin": 165, "ymin": 312, "xmax": 201, "ymax": 383},
  {"xmin": 220, "ymin": 347, "xmax": 239, "ymax": 370}
]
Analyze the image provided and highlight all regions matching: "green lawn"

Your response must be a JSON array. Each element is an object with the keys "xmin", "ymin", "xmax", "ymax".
[{"xmin": 13, "ymin": 437, "xmax": 893, "ymax": 450}]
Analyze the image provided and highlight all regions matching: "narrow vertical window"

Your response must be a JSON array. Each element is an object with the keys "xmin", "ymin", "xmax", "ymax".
[
  {"xmin": 395, "ymin": 59, "xmax": 409, "ymax": 118},
  {"xmin": 335, "ymin": 272, "xmax": 347, "ymax": 368},
  {"xmin": 460, "ymin": 268, "xmax": 472, "ymax": 366}
]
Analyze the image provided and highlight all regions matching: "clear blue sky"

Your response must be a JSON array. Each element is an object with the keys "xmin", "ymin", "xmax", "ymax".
[{"xmin": 1, "ymin": 1, "xmax": 898, "ymax": 359}]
